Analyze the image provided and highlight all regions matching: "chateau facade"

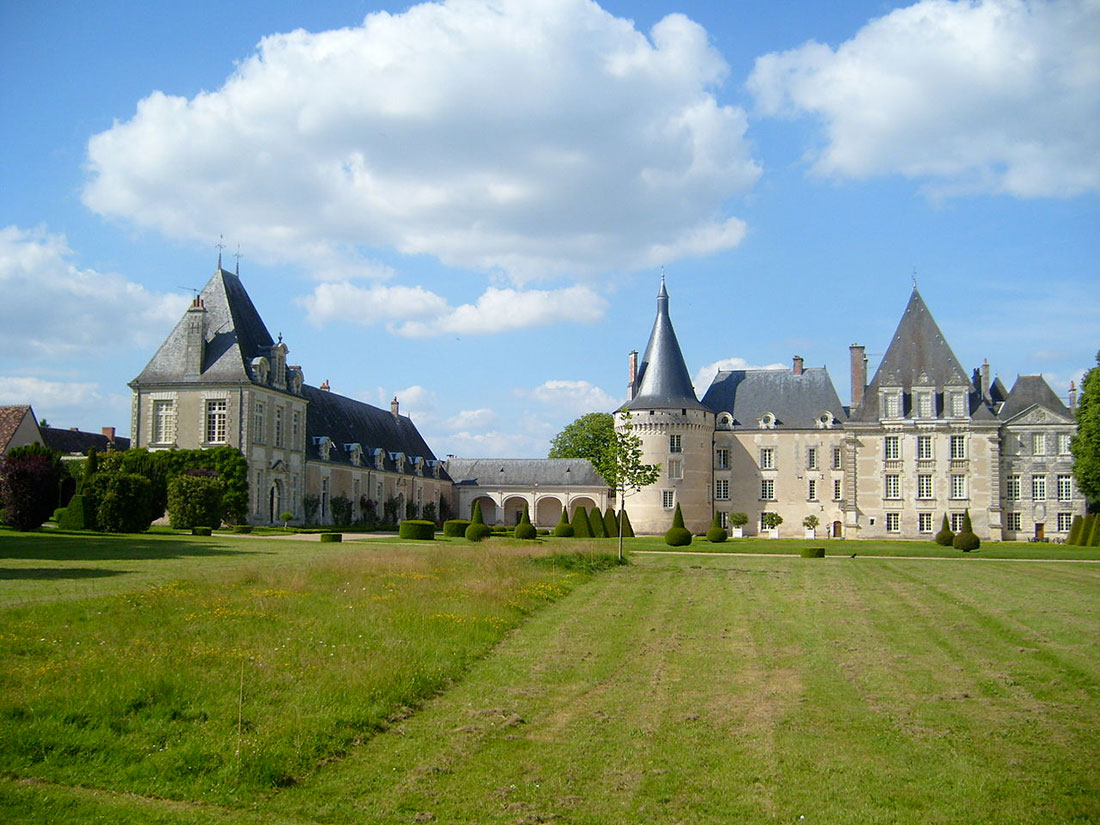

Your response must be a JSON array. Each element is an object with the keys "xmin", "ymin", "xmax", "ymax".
[{"xmin": 618, "ymin": 280, "xmax": 1084, "ymax": 541}]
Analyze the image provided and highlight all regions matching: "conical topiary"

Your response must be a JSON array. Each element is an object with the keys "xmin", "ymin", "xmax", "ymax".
[
  {"xmin": 588, "ymin": 506, "xmax": 606, "ymax": 538},
  {"xmin": 465, "ymin": 500, "xmax": 492, "ymax": 542},
  {"xmin": 571, "ymin": 506, "xmax": 592, "ymax": 538},
  {"xmin": 514, "ymin": 503, "xmax": 536, "ymax": 540},
  {"xmin": 552, "ymin": 507, "xmax": 574, "ymax": 537},
  {"xmin": 934, "ymin": 514, "xmax": 954, "ymax": 546},
  {"xmin": 665, "ymin": 503, "xmax": 692, "ymax": 546},
  {"xmin": 79, "ymin": 447, "xmax": 98, "ymax": 494},
  {"xmin": 1089, "ymin": 513, "xmax": 1100, "ymax": 547},
  {"xmin": 953, "ymin": 509, "xmax": 980, "ymax": 552},
  {"xmin": 1080, "ymin": 513, "xmax": 1096, "ymax": 547},
  {"xmin": 618, "ymin": 508, "xmax": 634, "ymax": 538},
  {"xmin": 1067, "ymin": 514, "xmax": 1084, "ymax": 546},
  {"xmin": 603, "ymin": 507, "xmax": 617, "ymax": 538},
  {"xmin": 706, "ymin": 512, "xmax": 728, "ymax": 543}
]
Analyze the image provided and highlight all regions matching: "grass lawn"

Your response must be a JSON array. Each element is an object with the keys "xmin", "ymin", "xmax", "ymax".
[{"xmin": 2, "ymin": 529, "xmax": 1098, "ymax": 823}]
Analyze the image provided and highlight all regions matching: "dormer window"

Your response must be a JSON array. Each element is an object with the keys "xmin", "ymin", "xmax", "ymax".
[
  {"xmin": 312, "ymin": 436, "xmax": 332, "ymax": 461},
  {"xmin": 815, "ymin": 411, "xmax": 835, "ymax": 429},
  {"xmin": 716, "ymin": 412, "xmax": 733, "ymax": 430},
  {"xmin": 373, "ymin": 447, "xmax": 386, "ymax": 468},
  {"xmin": 345, "ymin": 442, "xmax": 363, "ymax": 465},
  {"xmin": 287, "ymin": 368, "xmax": 303, "ymax": 395},
  {"xmin": 271, "ymin": 341, "xmax": 288, "ymax": 389},
  {"xmin": 758, "ymin": 412, "xmax": 776, "ymax": 430},
  {"xmin": 947, "ymin": 389, "xmax": 967, "ymax": 418},
  {"xmin": 390, "ymin": 451, "xmax": 406, "ymax": 473},
  {"xmin": 251, "ymin": 357, "xmax": 270, "ymax": 385},
  {"xmin": 915, "ymin": 391, "xmax": 934, "ymax": 419},
  {"xmin": 880, "ymin": 390, "xmax": 902, "ymax": 420}
]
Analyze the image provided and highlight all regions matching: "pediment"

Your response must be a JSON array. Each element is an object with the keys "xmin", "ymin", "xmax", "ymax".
[{"xmin": 1003, "ymin": 404, "xmax": 1074, "ymax": 426}]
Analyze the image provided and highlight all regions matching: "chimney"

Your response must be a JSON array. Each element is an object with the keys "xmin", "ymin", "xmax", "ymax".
[
  {"xmin": 850, "ymin": 344, "xmax": 867, "ymax": 409},
  {"xmin": 184, "ymin": 295, "xmax": 206, "ymax": 377},
  {"xmin": 391, "ymin": 396, "xmax": 400, "ymax": 418},
  {"xmin": 1069, "ymin": 381, "xmax": 1077, "ymax": 411},
  {"xmin": 792, "ymin": 355, "xmax": 804, "ymax": 376},
  {"xmin": 102, "ymin": 427, "xmax": 115, "ymax": 442},
  {"xmin": 627, "ymin": 350, "xmax": 639, "ymax": 400},
  {"xmin": 981, "ymin": 359, "xmax": 991, "ymax": 403},
  {"xmin": 320, "ymin": 380, "xmax": 330, "ymax": 391}
]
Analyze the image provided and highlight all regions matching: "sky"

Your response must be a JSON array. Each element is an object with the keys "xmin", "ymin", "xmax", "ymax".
[{"xmin": 2, "ymin": 0, "xmax": 1097, "ymax": 458}]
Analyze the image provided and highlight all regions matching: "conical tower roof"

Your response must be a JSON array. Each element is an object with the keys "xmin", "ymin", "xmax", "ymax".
[{"xmin": 622, "ymin": 277, "xmax": 707, "ymax": 411}]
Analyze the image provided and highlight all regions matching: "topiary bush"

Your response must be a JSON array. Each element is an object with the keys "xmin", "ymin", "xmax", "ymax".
[
  {"xmin": 1088, "ymin": 514, "xmax": 1100, "ymax": 547},
  {"xmin": 0, "ymin": 444, "xmax": 63, "ymax": 531},
  {"xmin": 665, "ymin": 503, "xmax": 692, "ymax": 547},
  {"xmin": 571, "ymin": 506, "xmax": 592, "ymax": 538},
  {"xmin": 514, "ymin": 505, "xmax": 537, "ymax": 540},
  {"xmin": 87, "ymin": 472, "xmax": 154, "ymax": 533},
  {"xmin": 399, "ymin": 519, "xmax": 436, "ymax": 540},
  {"xmin": 935, "ymin": 514, "xmax": 955, "ymax": 546},
  {"xmin": 233, "ymin": 524, "xmax": 253, "ymax": 534},
  {"xmin": 953, "ymin": 509, "xmax": 980, "ymax": 552},
  {"xmin": 167, "ymin": 472, "xmax": 224, "ymax": 530},
  {"xmin": 603, "ymin": 507, "xmax": 617, "ymax": 538},
  {"xmin": 706, "ymin": 512, "xmax": 728, "ymax": 543},
  {"xmin": 443, "ymin": 519, "xmax": 471, "ymax": 537},
  {"xmin": 588, "ymin": 506, "xmax": 606, "ymax": 538},
  {"xmin": 552, "ymin": 508, "xmax": 574, "ymax": 537},
  {"xmin": 191, "ymin": 526, "xmax": 212, "ymax": 536},
  {"xmin": 1067, "ymin": 514, "xmax": 1084, "ymax": 545},
  {"xmin": 58, "ymin": 494, "xmax": 95, "ymax": 531},
  {"xmin": 320, "ymin": 532, "xmax": 342, "ymax": 543},
  {"xmin": 1079, "ymin": 514, "xmax": 1095, "ymax": 547},
  {"xmin": 800, "ymin": 547, "xmax": 826, "ymax": 558},
  {"xmin": 465, "ymin": 501, "xmax": 492, "ymax": 542}
]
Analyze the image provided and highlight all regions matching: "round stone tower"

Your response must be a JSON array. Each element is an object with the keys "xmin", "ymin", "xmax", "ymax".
[{"xmin": 617, "ymin": 276, "xmax": 714, "ymax": 534}]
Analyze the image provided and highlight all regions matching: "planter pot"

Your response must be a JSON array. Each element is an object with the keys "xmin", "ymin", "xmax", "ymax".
[
  {"xmin": 730, "ymin": 526, "xmax": 744, "ymax": 538},
  {"xmin": 765, "ymin": 528, "xmax": 779, "ymax": 539},
  {"xmin": 804, "ymin": 528, "xmax": 817, "ymax": 539}
]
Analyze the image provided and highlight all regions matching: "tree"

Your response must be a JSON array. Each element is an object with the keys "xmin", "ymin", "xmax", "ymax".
[
  {"xmin": 603, "ymin": 412, "xmax": 661, "ymax": 560},
  {"xmin": 167, "ymin": 472, "xmax": 224, "ymax": 529},
  {"xmin": 1072, "ymin": 351, "xmax": 1100, "ymax": 510},
  {"xmin": 0, "ymin": 444, "xmax": 62, "ymax": 531},
  {"xmin": 548, "ymin": 412, "xmax": 616, "ymax": 475}
]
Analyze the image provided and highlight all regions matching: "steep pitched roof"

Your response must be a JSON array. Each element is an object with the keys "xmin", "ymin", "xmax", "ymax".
[
  {"xmin": 852, "ymin": 288, "xmax": 972, "ymax": 421},
  {"xmin": 132, "ymin": 268, "xmax": 274, "ymax": 386},
  {"xmin": 0, "ymin": 405, "xmax": 38, "ymax": 453},
  {"xmin": 40, "ymin": 427, "xmax": 130, "ymax": 455},
  {"xmin": 998, "ymin": 375, "xmax": 1071, "ymax": 421},
  {"xmin": 701, "ymin": 368, "xmax": 847, "ymax": 429},
  {"xmin": 622, "ymin": 278, "xmax": 707, "ymax": 412},
  {"xmin": 445, "ymin": 458, "xmax": 607, "ymax": 487},
  {"xmin": 302, "ymin": 385, "xmax": 449, "ymax": 479}
]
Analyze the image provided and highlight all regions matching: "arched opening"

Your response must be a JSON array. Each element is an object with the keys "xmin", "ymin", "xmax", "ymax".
[
  {"xmin": 471, "ymin": 496, "xmax": 497, "ymax": 524},
  {"xmin": 269, "ymin": 479, "xmax": 282, "ymax": 525},
  {"xmin": 832, "ymin": 520, "xmax": 842, "ymax": 539},
  {"xmin": 503, "ymin": 496, "xmax": 528, "ymax": 525},
  {"xmin": 535, "ymin": 496, "xmax": 563, "ymax": 528},
  {"xmin": 569, "ymin": 497, "xmax": 597, "ymax": 519}
]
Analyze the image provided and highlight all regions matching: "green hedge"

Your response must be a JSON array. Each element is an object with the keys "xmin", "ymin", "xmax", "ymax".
[
  {"xmin": 800, "ymin": 547, "xmax": 826, "ymax": 558},
  {"xmin": 233, "ymin": 524, "xmax": 253, "ymax": 534},
  {"xmin": 399, "ymin": 520, "xmax": 436, "ymax": 540},
  {"xmin": 191, "ymin": 526, "xmax": 212, "ymax": 536},
  {"xmin": 57, "ymin": 494, "xmax": 95, "ymax": 531},
  {"xmin": 320, "ymin": 532, "xmax": 342, "ymax": 543},
  {"xmin": 443, "ymin": 519, "xmax": 470, "ymax": 537}
]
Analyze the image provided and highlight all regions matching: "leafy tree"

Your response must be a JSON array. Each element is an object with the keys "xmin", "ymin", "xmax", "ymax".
[
  {"xmin": 603, "ymin": 412, "xmax": 661, "ymax": 559},
  {"xmin": 87, "ymin": 472, "xmax": 154, "ymax": 533},
  {"xmin": 167, "ymin": 473, "xmax": 225, "ymax": 529},
  {"xmin": 1072, "ymin": 351, "xmax": 1100, "ymax": 510},
  {"xmin": 761, "ymin": 512, "xmax": 783, "ymax": 531},
  {"xmin": 331, "ymin": 495, "xmax": 353, "ymax": 526},
  {"xmin": 548, "ymin": 412, "xmax": 615, "ymax": 475},
  {"xmin": 802, "ymin": 515, "xmax": 820, "ymax": 530},
  {"xmin": 0, "ymin": 444, "xmax": 62, "ymax": 530}
]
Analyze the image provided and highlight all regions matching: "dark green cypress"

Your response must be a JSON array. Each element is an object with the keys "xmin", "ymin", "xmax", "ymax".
[{"xmin": 571, "ymin": 506, "xmax": 592, "ymax": 538}]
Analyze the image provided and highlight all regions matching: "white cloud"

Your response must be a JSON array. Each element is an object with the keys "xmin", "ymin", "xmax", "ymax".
[
  {"xmin": 693, "ymin": 357, "xmax": 787, "ymax": 392},
  {"xmin": 367, "ymin": 384, "xmax": 439, "ymax": 422},
  {"xmin": 299, "ymin": 282, "xmax": 450, "ymax": 326},
  {"xmin": 83, "ymin": 0, "xmax": 759, "ymax": 281},
  {"xmin": 0, "ymin": 225, "xmax": 186, "ymax": 360},
  {"xmin": 748, "ymin": 0, "xmax": 1100, "ymax": 197},
  {"xmin": 394, "ymin": 285, "xmax": 607, "ymax": 337},
  {"xmin": 0, "ymin": 376, "xmax": 130, "ymax": 430},
  {"xmin": 524, "ymin": 379, "xmax": 620, "ymax": 415},
  {"xmin": 445, "ymin": 408, "xmax": 498, "ymax": 430},
  {"xmin": 441, "ymin": 429, "xmax": 549, "ymax": 459}
]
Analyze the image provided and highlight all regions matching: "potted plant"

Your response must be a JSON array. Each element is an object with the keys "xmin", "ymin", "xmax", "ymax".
[
  {"xmin": 761, "ymin": 512, "xmax": 783, "ymax": 538},
  {"xmin": 729, "ymin": 512, "xmax": 749, "ymax": 538},
  {"xmin": 802, "ymin": 514, "xmax": 820, "ymax": 539}
]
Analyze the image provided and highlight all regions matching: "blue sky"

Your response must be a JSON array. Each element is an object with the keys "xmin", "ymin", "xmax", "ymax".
[{"xmin": 2, "ymin": 0, "xmax": 1097, "ymax": 457}]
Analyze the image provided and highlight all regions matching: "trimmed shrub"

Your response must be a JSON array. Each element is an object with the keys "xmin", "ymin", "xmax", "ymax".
[
  {"xmin": 0, "ymin": 444, "xmax": 63, "ymax": 531},
  {"xmin": 934, "ymin": 514, "xmax": 955, "ymax": 546},
  {"xmin": 618, "ymin": 508, "xmax": 635, "ymax": 538},
  {"xmin": 953, "ymin": 509, "xmax": 980, "ymax": 552},
  {"xmin": 729, "ymin": 512, "xmax": 749, "ymax": 528},
  {"xmin": 51, "ymin": 507, "xmax": 66, "ymax": 522},
  {"xmin": 588, "ymin": 507, "xmax": 606, "ymax": 538},
  {"xmin": 514, "ymin": 505, "xmax": 537, "ymax": 540},
  {"xmin": 1089, "ymin": 514, "xmax": 1100, "ymax": 547},
  {"xmin": 320, "ymin": 532, "xmax": 342, "ymax": 543},
  {"xmin": 665, "ymin": 503, "xmax": 692, "ymax": 547},
  {"xmin": 1079, "ymin": 514, "xmax": 1095, "ymax": 547},
  {"xmin": 552, "ymin": 508, "xmax": 574, "ymax": 537},
  {"xmin": 191, "ymin": 526, "xmax": 212, "ymax": 536},
  {"xmin": 603, "ymin": 507, "xmax": 617, "ymax": 538},
  {"xmin": 465, "ymin": 501, "xmax": 492, "ymax": 542},
  {"xmin": 800, "ymin": 547, "xmax": 826, "ymax": 558},
  {"xmin": 571, "ymin": 506, "xmax": 592, "ymax": 538},
  {"xmin": 1067, "ymin": 514, "xmax": 1084, "ymax": 545},
  {"xmin": 167, "ymin": 473, "xmax": 224, "ymax": 530},
  {"xmin": 58, "ymin": 494, "xmax": 95, "ymax": 531},
  {"xmin": 706, "ymin": 512, "xmax": 728, "ymax": 543},
  {"xmin": 399, "ymin": 519, "xmax": 436, "ymax": 540},
  {"xmin": 87, "ymin": 472, "xmax": 154, "ymax": 533},
  {"xmin": 233, "ymin": 524, "xmax": 253, "ymax": 534},
  {"xmin": 443, "ymin": 519, "xmax": 470, "ymax": 537},
  {"xmin": 537, "ymin": 529, "xmax": 550, "ymax": 536}
]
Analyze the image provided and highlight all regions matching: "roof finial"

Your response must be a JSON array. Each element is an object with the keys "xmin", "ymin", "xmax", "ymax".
[
  {"xmin": 216, "ymin": 235, "xmax": 225, "ymax": 269},
  {"xmin": 912, "ymin": 267, "xmax": 918, "ymax": 290},
  {"xmin": 234, "ymin": 244, "xmax": 241, "ymax": 276}
]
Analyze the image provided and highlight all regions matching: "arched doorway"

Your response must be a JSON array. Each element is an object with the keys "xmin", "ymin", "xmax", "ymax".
[
  {"xmin": 503, "ymin": 496, "xmax": 528, "ymax": 525},
  {"xmin": 569, "ymin": 497, "xmax": 597, "ymax": 519},
  {"xmin": 471, "ymin": 496, "xmax": 497, "ymax": 524},
  {"xmin": 269, "ymin": 479, "xmax": 283, "ymax": 525},
  {"xmin": 535, "ymin": 496, "xmax": 563, "ymax": 528},
  {"xmin": 832, "ymin": 520, "xmax": 842, "ymax": 539}
]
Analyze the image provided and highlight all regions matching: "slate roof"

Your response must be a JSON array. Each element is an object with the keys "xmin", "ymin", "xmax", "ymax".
[
  {"xmin": 851, "ymin": 288, "xmax": 976, "ymax": 421},
  {"xmin": 701, "ymin": 368, "xmax": 847, "ymax": 429},
  {"xmin": 622, "ymin": 278, "xmax": 707, "ymax": 412},
  {"xmin": 303, "ymin": 384, "xmax": 450, "ymax": 480},
  {"xmin": 132, "ymin": 268, "xmax": 274, "ymax": 386},
  {"xmin": 0, "ymin": 405, "xmax": 37, "ymax": 453},
  {"xmin": 445, "ymin": 458, "xmax": 607, "ymax": 487},
  {"xmin": 998, "ymin": 375, "xmax": 1071, "ymax": 421},
  {"xmin": 40, "ymin": 427, "xmax": 130, "ymax": 455}
]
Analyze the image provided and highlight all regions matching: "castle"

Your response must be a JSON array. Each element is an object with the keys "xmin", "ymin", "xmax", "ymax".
[
  {"xmin": 129, "ymin": 263, "xmax": 1084, "ymax": 540},
  {"xmin": 618, "ymin": 278, "xmax": 1085, "ymax": 540}
]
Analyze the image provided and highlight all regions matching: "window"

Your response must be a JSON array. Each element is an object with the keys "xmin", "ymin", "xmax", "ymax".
[
  {"xmin": 718, "ymin": 511, "xmax": 729, "ymax": 529},
  {"xmin": 715, "ymin": 448, "xmax": 729, "ymax": 470},
  {"xmin": 253, "ymin": 400, "xmax": 266, "ymax": 444},
  {"xmin": 291, "ymin": 410, "xmax": 301, "ymax": 446},
  {"xmin": 205, "ymin": 399, "xmax": 227, "ymax": 443},
  {"xmin": 1057, "ymin": 513, "xmax": 1073, "ymax": 532},
  {"xmin": 883, "ymin": 392, "xmax": 901, "ymax": 418},
  {"xmin": 377, "ymin": 481, "xmax": 383, "ymax": 501},
  {"xmin": 918, "ymin": 513, "xmax": 933, "ymax": 533},
  {"xmin": 1032, "ymin": 433, "xmax": 1047, "ymax": 456},
  {"xmin": 1006, "ymin": 512, "xmax": 1021, "ymax": 531},
  {"xmin": 1057, "ymin": 475, "xmax": 1073, "ymax": 501},
  {"xmin": 885, "ymin": 474, "xmax": 901, "ymax": 499},
  {"xmin": 1006, "ymin": 475, "xmax": 1021, "ymax": 500},
  {"xmin": 950, "ymin": 435, "xmax": 966, "ymax": 460},
  {"xmin": 885, "ymin": 512, "xmax": 900, "ymax": 532},
  {"xmin": 951, "ymin": 512, "xmax": 965, "ymax": 532},
  {"xmin": 832, "ymin": 448, "xmax": 843, "ymax": 470},
  {"xmin": 1032, "ymin": 475, "xmax": 1046, "ymax": 501},
  {"xmin": 662, "ymin": 490, "xmax": 675, "ymax": 509},
  {"xmin": 760, "ymin": 479, "xmax": 775, "ymax": 500},
  {"xmin": 884, "ymin": 435, "xmax": 899, "ymax": 460},
  {"xmin": 1059, "ymin": 433, "xmax": 1072, "ymax": 455},
  {"xmin": 950, "ymin": 392, "xmax": 966, "ymax": 417},
  {"xmin": 917, "ymin": 392, "xmax": 933, "ymax": 418},
  {"xmin": 833, "ymin": 479, "xmax": 842, "ymax": 501},
  {"xmin": 152, "ymin": 400, "xmax": 176, "ymax": 444},
  {"xmin": 807, "ymin": 447, "xmax": 818, "ymax": 470},
  {"xmin": 918, "ymin": 474, "xmax": 933, "ymax": 499},
  {"xmin": 668, "ymin": 460, "xmax": 682, "ymax": 480},
  {"xmin": 917, "ymin": 435, "xmax": 933, "ymax": 460},
  {"xmin": 715, "ymin": 479, "xmax": 729, "ymax": 500},
  {"xmin": 950, "ymin": 475, "xmax": 967, "ymax": 500},
  {"xmin": 669, "ymin": 434, "xmax": 682, "ymax": 453},
  {"xmin": 274, "ymin": 407, "xmax": 284, "ymax": 448},
  {"xmin": 760, "ymin": 512, "xmax": 777, "ymax": 531},
  {"xmin": 254, "ymin": 469, "xmax": 264, "ymax": 514},
  {"xmin": 759, "ymin": 448, "xmax": 775, "ymax": 470},
  {"xmin": 808, "ymin": 479, "xmax": 818, "ymax": 501}
]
